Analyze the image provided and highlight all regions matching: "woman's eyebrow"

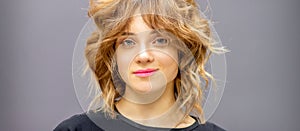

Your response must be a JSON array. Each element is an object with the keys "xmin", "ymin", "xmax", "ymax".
[{"xmin": 121, "ymin": 32, "xmax": 135, "ymax": 36}]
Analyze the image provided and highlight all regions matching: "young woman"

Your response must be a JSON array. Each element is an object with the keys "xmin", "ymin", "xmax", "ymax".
[{"xmin": 54, "ymin": 0, "xmax": 227, "ymax": 130}]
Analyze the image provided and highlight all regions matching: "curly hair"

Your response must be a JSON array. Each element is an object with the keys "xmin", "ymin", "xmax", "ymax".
[{"xmin": 84, "ymin": 0, "xmax": 227, "ymax": 124}]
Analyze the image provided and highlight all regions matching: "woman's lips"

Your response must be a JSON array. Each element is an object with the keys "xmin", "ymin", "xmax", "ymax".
[{"xmin": 133, "ymin": 69, "xmax": 158, "ymax": 77}]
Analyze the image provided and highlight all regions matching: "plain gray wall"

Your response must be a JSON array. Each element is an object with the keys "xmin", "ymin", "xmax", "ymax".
[{"xmin": 0, "ymin": 0, "xmax": 299, "ymax": 130}]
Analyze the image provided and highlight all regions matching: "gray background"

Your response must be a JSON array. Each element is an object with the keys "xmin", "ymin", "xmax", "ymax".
[{"xmin": 0, "ymin": 0, "xmax": 299, "ymax": 130}]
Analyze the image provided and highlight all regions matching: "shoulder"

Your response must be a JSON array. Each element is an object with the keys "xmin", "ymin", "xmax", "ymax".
[
  {"xmin": 193, "ymin": 121, "xmax": 226, "ymax": 131},
  {"xmin": 53, "ymin": 113, "xmax": 104, "ymax": 131}
]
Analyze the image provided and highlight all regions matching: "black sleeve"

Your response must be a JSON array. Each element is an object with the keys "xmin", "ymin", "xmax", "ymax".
[
  {"xmin": 192, "ymin": 122, "xmax": 226, "ymax": 131},
  {"xmin": 53, "ymin": 114, "xmax": 104, "ymax": 131},
  {"xmin": 204, "ymin": 122, "xmax": 226, "ymax": 131},
  {"xmin": 212, "ymin": 123, "xmax": 226, "ymax": 131}
]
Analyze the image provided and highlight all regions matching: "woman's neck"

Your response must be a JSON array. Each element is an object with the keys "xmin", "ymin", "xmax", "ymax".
[{"xmin": 115, "ymin": 81, "xmax": 196, "ymax": 128}]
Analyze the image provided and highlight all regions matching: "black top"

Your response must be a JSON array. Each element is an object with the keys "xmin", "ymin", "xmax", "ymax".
[{"xmin": 54, "ymin": 111, "xmax": 225, "ymax": 131}]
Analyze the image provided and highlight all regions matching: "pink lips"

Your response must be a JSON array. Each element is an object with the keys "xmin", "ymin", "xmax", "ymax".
[{"xmin": 133, "ymin": 68, "xmax": 158, "ymax": 77}]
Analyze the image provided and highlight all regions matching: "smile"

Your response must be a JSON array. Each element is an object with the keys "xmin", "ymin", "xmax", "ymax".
[{"xmin": 133, "ymin": 69, "xmax": 158, "ymax": 77}]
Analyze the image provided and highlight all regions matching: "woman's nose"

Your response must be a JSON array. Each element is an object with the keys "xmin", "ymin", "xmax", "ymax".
[{"xmin": 135, "ymin": 50, "xmax": 154, "ymax": 64}]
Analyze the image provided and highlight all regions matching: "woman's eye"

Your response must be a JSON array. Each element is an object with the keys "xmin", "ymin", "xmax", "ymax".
[
  {"xmin": 121, "ymin": 39, "xmax": 135, "ymax": 48},
  {"xmin": 153, "ymin": 38, "xmax": 168, "ymax": 46}
]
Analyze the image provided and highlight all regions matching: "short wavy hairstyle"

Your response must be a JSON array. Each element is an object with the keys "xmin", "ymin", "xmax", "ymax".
[{"xmin": 84, "ymin": 0, "xmax": 227, "ymax": 124}]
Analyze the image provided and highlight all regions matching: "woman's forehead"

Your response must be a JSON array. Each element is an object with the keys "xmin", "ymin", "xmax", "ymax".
[
  {"xmin": 127, "ymin": 16, "xmax": 152, "ymax": 34},
  {"xmin": 123, "ymin": 15, "xmax": 175, "ymax": 38}
]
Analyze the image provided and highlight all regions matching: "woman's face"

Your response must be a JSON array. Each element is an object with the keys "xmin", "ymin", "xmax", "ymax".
[{"xmin": 115, "ymin": 16, "xmax": 179, "ymax": 99}]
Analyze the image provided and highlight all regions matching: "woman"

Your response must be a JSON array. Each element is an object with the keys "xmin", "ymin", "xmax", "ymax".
[{"xmin": 55, "ymin": 0, "xmax": 227, "ymax": 130}]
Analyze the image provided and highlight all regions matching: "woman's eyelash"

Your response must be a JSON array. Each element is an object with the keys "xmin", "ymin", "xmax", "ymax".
[
  {"xmin": 153, "ymin": 37, "xmax": 169, "ymax": 46},
  {"xmin": 120, "ymin": 39, "xmax": 136, "ymax": 48},
  {"xmin": 118, "ymin": 37, "xmax": 169, "ymax": 48}
]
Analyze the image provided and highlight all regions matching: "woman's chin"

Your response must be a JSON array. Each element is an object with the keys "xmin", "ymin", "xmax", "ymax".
[{"xmin": 131, "ymin": 85, "xmax": 153, "ymax": 94}]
